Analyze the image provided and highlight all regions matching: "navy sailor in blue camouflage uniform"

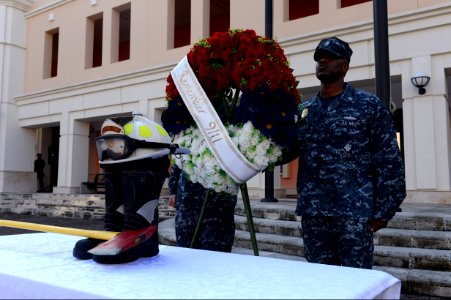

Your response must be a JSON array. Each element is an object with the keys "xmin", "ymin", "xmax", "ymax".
[
  {"xmin": 168, "ymin": 165, "xmax": 237, "ymax": 252},
  {"xmin": 296, "ymin": 37, "xmax": 406, "ymax": 269}
]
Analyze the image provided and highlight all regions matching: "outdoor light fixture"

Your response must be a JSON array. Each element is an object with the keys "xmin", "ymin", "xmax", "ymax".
[{"xmin": 411, "ymin": 72, "xmax": 430, "ymax": 95}]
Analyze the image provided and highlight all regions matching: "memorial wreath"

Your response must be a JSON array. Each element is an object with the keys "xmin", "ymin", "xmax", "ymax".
[{"xmin": 162, "ymin": 29, "xmax": 300, "ymax": 195}]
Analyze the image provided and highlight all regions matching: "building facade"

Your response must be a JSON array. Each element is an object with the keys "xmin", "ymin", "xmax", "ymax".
[{"xmin": 1, "ymin": 0, "xmax": 450, "ymax": 203}]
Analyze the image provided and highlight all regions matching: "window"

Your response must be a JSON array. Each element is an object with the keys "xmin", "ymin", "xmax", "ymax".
[
  {"xmin": 112, "ymin": 3, "xmax": 131, "ymax": 62},
  {"xmin": 210, "ymin": 0, "xmax": 230, "ymax": 36},
  {"xmin": 44, "ymin": 28, "xmax": 59, "ymax": 78},
  {"xmin": 86, "ymin": 13, "xmax": 103, "ymax": 69},
  {"xmin": 174, "ymin": 0, "xmax": 191, "ymax": 48},
  {"xmin": 341, "ymin": 0, "xmax": 371, "ymax": 8},
  {"xmin": 289, "ymin": 0, "xmax": 319, "ymax": 20}
]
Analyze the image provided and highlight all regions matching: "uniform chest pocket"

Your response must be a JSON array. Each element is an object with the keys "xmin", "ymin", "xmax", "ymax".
[{"xmin": 332, "ymin": 119, "xmax": 367, "ymax": 146}]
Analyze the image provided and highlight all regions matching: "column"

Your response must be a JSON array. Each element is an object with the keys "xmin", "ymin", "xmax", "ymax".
[
  {"xmin": 403, "ymin": 56, "xmax": 451, "ymax": 191},
  {"xmin": 53, "ymin": 113, "xmax": 90, "ymax": 193},
  {"xmin": 0, "ymin": 1, "xmax": 35, "ymax": 193},
  {"xmin": 191, "ymin": 0, "xmax": 209, "ymax": 40}
]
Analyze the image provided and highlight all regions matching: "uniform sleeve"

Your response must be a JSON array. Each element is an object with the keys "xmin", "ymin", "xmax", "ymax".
[
  {"xmin": 369, "ymin": 98, "xmax": 406, "ymax": 221},
  {"xmin": 275, "ymin": 102, "xmax": 302, "ymax": 166},
  {"xmin": 168, "ymin": 164, "xmax": 181, "ymax": 195}
]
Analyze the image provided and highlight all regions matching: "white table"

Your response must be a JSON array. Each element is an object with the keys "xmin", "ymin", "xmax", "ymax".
[{"xmin": 0, "ymin": 233, "xmax": 400, "ymax": 299}]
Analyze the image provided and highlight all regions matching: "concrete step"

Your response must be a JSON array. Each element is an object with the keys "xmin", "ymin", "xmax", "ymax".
[
  {"xmin": 234, "ymin": 229, "xmax": 304, "ymax": 257},
  {"xmin": 235, "ymin": 203, "xmax": 299, "ymax": 221},
  {"xmin": 158, "ymin": 217, "xmax": 177, "ymax": 246},
  {"xmin": 231, "ymin": 246, "xmax": 307, "ymax": 262},
  {"xmin": 234, "ymin": 229, "xmax": 451, "ymax": 271},
  {"xmin": 236, "ymin": 202, "xmax": 451, "ymax": 232},
  {"xmin": 374, "ymin": 228, "xmax": 451, "ymax": 250},
  {"xmin": 374, "ymin": 245, "xmax": 451, "ymax": 272},
  {"xmin": 158, "ymin": 205, "xmax": 176, "ymax": 221},
  {"xmin": 388, "ymin": 211, "xmax": 451, "ymax": 231},
  {"xmin": 234, "ymin": 215, "xmax": 302, "ymax": 237},
  {"xmin": 235, "ymin": 215, "xmax": 451, "ymax": 251}
]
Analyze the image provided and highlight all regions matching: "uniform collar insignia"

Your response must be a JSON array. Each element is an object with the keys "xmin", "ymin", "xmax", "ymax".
[{"xmin": 301, "ymin": 108, "xmax": 309, "ymax": 120}]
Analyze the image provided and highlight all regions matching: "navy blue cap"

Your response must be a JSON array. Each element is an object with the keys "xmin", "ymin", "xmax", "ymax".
[{"xmin": 314, "ymin": 37, "xmax": 353, "ymax": 62}]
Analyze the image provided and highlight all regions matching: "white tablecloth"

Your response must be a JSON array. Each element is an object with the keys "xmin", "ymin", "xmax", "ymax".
[{"xmin": 0, "ymin": 233, "xmax": 400, "ymax": 299}]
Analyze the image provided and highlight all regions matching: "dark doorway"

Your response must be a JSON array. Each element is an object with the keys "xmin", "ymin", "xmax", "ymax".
[{"xmin": 47, "ymin": 126, "xmax": 60, "ymax": 191}]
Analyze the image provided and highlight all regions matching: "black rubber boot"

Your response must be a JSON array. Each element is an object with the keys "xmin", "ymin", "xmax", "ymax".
[
  {"xmin": 91, "ymin": 238, "xmax": 160, "ymax": 264},
  {"xmin": 103, "ymin": 168, "xmax": 125, "ymax": 232},
  {"xmin": 73, "ymin": 166, "xmax": 125, "ymax": 260},
  {"xmin": 73, "ymin": 238, "xmax": 103, "ymax": 260},
  {"xmin": 92, "ymin": 157, "xmax": 169, "ymax": 264}
]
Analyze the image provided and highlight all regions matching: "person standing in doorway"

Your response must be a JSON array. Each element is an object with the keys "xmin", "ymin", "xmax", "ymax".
[
  {"xmin": 34, "ymin": 153, "xmax": 45, "ymax": 192},
  {"xmin": 296, "ymin": 37, "xmax": 406, "ymax": 269}
]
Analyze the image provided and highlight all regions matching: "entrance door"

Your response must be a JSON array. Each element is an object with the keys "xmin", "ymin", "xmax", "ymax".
[{"xmin": 47, "ymin": 126, "xmax": 60, "ymax": 191}]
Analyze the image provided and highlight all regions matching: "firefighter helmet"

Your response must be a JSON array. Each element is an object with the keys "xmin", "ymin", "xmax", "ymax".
[{"xmin": 97, "ymin": 112, "xmax": 188, "ymax": 164}]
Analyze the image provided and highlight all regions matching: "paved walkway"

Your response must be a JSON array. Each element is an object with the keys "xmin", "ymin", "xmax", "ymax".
[{"xmin": 0, "ymin": 213, "xmax": 103, "ymax": 236}]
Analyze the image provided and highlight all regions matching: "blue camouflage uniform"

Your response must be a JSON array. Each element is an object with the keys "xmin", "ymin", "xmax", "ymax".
[
  {"xmin": 168, "ymin": 165, "xmax": 237, "ymax": 252},
  {"xmin": 296, "ymin": 83, "xmax": 406, "ymax": 268}
]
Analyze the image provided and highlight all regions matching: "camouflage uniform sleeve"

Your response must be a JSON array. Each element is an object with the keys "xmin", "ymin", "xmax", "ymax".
[
  {"xmin": 168, "ymin": 165, "xmax": 181, "ymax": 195},
  {"xmin": 370, "ymin": 98, "xmax": 406, "ymax": 221},
  {"xmin": 276, "ymin": 102, "xmax": 305, "ymax": 166},
  {"xmin": 273, "ymin": 102, "xmax": 302, "ymax": 166}
]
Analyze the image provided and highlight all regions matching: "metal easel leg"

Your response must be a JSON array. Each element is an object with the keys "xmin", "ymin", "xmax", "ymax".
[
  {"xmin": 190, "ymin": 189, "xmax": 211, "ymax": 248},
  {"xmin": 240, "ymin": 183, "xmax": 259, "ymax": 256}
]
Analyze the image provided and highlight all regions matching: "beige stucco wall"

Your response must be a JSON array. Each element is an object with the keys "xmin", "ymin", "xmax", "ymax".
[{"xmin": 22, "ymin": 0, "xmax": 451, "ymax": 94}]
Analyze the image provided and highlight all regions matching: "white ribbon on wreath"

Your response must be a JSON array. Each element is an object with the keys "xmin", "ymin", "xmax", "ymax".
[{"xmin": 171, "ymin": 56, "xmax": 261, "ymax": 184}]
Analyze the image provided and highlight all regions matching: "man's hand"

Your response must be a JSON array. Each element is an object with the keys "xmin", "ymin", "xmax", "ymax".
[
  {"xmin": 168, "ymin": 194, "xmax": 176, "ymax": 208},
  {"xmin": 371, "ymin": 219, "xmax": 388, "ymax": 233}
]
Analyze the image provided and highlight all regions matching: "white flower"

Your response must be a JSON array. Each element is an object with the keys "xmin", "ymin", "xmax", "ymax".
[{"xmin": 173, "ymin": 121, "xmax": 282, "ymax": 196}]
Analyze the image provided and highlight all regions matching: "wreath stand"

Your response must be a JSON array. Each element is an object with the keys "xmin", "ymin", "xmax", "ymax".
[{"xmin": 190, "ymin": 183, "xmax": 259, "ymax": 256}]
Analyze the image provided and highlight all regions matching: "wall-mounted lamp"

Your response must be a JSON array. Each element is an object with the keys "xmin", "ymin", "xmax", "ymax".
[{"xmin": 411, "ymin": 71, "xmax": 430, "ymax": 95}]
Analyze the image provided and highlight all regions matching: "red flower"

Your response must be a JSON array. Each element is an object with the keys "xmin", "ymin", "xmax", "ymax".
[{"xmin": 162, "ymin": 29, "xmax": 300, "ymax": 137}]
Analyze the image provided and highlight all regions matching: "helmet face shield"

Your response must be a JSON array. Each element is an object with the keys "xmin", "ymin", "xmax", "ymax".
[
  {"xmin": 97, "ymin": 113, "xmax": 191, "ymax": 164},
  {"xmin": 96, "ymin": 134, "xmax": 134, "ymax": 161},
  {"xmin": 96, "ymin": 133, "xmax": 184, "ymax": 163}
]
